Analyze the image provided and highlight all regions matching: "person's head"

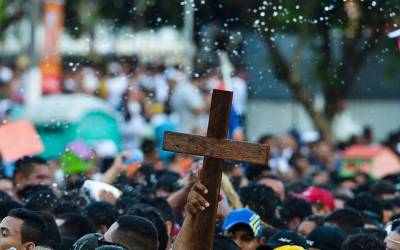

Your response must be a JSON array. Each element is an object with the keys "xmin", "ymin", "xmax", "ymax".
[
  {"xmin": 345, "ymin": 192, "xmax": 384, "ymax": 225},
  {"xmin": 239, "ymin": 185, "xmax": 279, "ymax": 224},
  {"xmin": 342, "ymin": 233, "xmax": 385, "ymax": 250},
  {"xmin": 370, "ymin": 180, "xmax": 397, "ymax": 200},
  {"xmin": 222, "ymin": 208, "xmax": 264, "ymax": 250},
  {"xmin": 296, "ymin": 187, "xmax": 335, "ymax": 216},
  {"xmin": 324, "ymin": 208, "xmax": 363, "ymax": 235},
  {"xmin": 257, "ymin": 176, "xmax": 285, "ymax": 201},
  {"xmin": 280, "ymin": 197, "xmax": 312, "ymax": 231},
  {"xmin": 307, "ymin": 226, "xmax": 346, "ymax": 250},
  {"xmin": 126, "ymin": 204, "xmax": 168, "ymax": 250},
  {"xmin": 155, "ymin": 171, "xmax": 181, "ymax": 198},
  {"xmin": 297, "ymin": 215, "xmax": 324, "ymax": 238},
  {"xmin": 24, "ymin": 190, "xmax": 58, "ymax": 212},
  {"xmin": 16, "ymin": 185, "xmax": 52, "ymax": 203},
  {"xmin": 0, "ymin": 208, "xmax": 48, "ymax": 250},
  {"xmin": 0, "ymin": 201, "xmax": 22, "ymax": 221},
  {"xmin": 245, "ymin": 164, "xmax": 270, "ymax": 182},
  {"xmin": 36, "ymin": 211, "xmax": 61, "ymax": 245},
  {"xmin": 14, "ymin": 157, "xmax": 51, "ymax": 191},
  {"xmin": 72, "ymin": 233, "xmax": 126, "ymax": 250},
  {"xmin": 141, "ymin": 139, "xmax": 158, "ymax": 162},
  {"xmin": 385, "ymin": 226, "xmax": 400, "ymax": 250},
  {"xmin": 104, "ymin": 215, "xmax": 158, "ymax": 250},
  {"xmin": 51, "ymin": 202, "xmax": 81, "ymax": 216},
  {"xmin": 213, "ymin": 235, "xmax": 240, "ymax": 250},
  {"xmin": 57, "ymin": 213, "xmax": 96, "ymax": 239},
  {"xmin": 146, "ymin": 197, "xmax": 175, "ymax": 240},
  {"xmin": 266, "ymin": 230, "xmax": 308, "ymax": 249},
  {"xmin": 83, "ymin": 202, "xmax": 119, "ymax": 234}
]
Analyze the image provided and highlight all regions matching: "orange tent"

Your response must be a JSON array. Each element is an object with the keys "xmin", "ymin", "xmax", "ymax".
[{"xmin": 340, "ymin": 145, "xmax": 400, "ymax": 178}]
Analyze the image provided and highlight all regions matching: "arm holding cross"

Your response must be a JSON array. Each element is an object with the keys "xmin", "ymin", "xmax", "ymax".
[{"xmin": 173, "ymin": 181, "xmax": 210, "ymax": 250}]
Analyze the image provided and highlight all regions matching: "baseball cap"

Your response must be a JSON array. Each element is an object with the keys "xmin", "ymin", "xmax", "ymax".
[
  {"xmin": 307, "ymin": 226, "xmax": 346, "ymax": 250},
  {"xmin": 256, "ymin": 246, "xmax": 305, "ymax": 250},
  {"xmin": 222, "ymin": 208, "xmax": 262, "ymax": 238},
  {"xmin": 296, "ymin": 186, "xmax": 335, "ymax": 211},
  {"xmin": 72, "ymin": 233, "xmax": 127, "ymax": 250},
  {"xmin": 274, "ymin": 246, "xmax": 305, "ymax": 250},
  {"xmin": 266, "ymin": 230, "xmax": 308, "ymax": 249}
]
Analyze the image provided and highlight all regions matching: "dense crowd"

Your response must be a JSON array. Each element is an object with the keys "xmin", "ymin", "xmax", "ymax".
[{"xmin": 0, "ymin": 59, "xmax": 400, "ymax": 250}]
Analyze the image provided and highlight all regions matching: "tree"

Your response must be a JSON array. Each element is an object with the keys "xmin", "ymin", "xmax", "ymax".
[
  {"xmin": 194, "ymin": 0, "xmax": 399, "ymax": 135},
  {"xmin": 63, "ymin": 0, "xmax": 399, "ymax": 135},
  {"xmin": 0, "ymin": 0, "xmax": 23, "ymax": 38},
  {"xmin": 257, "ymin": 0, "xmax": 398, "ymax": 135}
]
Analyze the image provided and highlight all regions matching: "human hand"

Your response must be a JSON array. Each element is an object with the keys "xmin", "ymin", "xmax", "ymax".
[
  {"xmin": 111, "ymin": 151, "xmax": 131, "ymax": 172},
  {"xmin": 98, "ymin": 190, "xmax": 117, "ymax": 204},
  {"xmin": 186, "ymin": 181, "xmax": 210, "ymax": 214}
]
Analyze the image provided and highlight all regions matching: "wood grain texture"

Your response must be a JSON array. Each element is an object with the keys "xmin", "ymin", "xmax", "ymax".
[
  {"xmin": 163, "ymin": 131, "xmax": 269, "ymax": 165},
  {"xmin": 162, "ymin": 89, "xmax": 270, "ymax": 250},
  {"xmin": 189, "ymin": 89, "xmax": 232, "ymax": 250}
]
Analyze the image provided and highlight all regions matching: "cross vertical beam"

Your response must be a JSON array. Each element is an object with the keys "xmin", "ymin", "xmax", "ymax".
[
  {"xmin": 163, "ymin": 89, "xmax": 269, "ymax": 249},
  {"xmin": 190, "ymin": 89, "xmax": 232, "ymax": 250}
]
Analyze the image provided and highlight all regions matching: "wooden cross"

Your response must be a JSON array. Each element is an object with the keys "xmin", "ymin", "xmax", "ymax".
[{"xmin": 163, "ymin": 89, "xmax": 269, "ymax": 250}]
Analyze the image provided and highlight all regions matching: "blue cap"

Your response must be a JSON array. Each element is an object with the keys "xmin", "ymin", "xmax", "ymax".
[{"xmin": 222, "ymin": 208, "xmax": 262, "ymax": 238}]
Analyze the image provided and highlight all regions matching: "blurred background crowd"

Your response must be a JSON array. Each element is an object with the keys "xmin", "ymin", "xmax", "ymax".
[{"xmin": 1, "ymin": 0, "xmax": 400, "ymax": 250}]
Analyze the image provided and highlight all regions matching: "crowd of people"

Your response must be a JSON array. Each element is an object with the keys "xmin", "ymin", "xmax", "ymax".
[{"xmin": 0, "ymin": 58, "xmax": 400, "ymax": 250}]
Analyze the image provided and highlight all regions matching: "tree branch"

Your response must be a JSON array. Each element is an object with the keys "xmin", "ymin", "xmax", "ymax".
[
  {"xmin": 0, "ymin": 8, "xmax": 23, "ymax": 35},
  {"xmin": 264, "ymin": 32, "xmax": 331, "ymax": 134}
]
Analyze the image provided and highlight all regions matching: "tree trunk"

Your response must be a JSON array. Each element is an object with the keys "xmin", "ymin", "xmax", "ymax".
[{"xmin": 265, "ymin": 34, "xmax": 332, "ymax": 136}]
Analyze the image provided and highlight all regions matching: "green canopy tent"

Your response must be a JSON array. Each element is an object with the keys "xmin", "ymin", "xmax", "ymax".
[{"xmin": 14, "ymin": 94, "xmax": 121, "ymax": 159}]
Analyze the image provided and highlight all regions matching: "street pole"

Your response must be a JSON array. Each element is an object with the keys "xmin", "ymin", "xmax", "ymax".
[
  {"xmin": 25, "ymin": 0, "xmax": 41, "ymax": 105},
  {"xmin": 183, "ymin": 0, "xmax": 194, "ymax": 75}
]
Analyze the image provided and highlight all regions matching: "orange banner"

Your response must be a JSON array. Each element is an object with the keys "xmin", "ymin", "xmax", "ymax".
[{"xmin": 40, "ymin": 0, "xmax": 64, "ymax": 94}]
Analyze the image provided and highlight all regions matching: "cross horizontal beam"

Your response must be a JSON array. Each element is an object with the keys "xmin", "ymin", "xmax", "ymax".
[{"xmin": 163, "ymin": 131, "xmax": 269, "ymax": 165}]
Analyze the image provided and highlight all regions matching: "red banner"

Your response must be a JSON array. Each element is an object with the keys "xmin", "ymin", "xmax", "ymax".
[{"xmin": 40, "ymin": 0, "xmax": 64, "ymax": 94}]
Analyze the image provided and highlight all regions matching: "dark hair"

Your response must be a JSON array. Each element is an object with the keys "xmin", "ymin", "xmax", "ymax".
[
  {"xmin": 246, "ymin": 164, "xmax": 269, "ymax": 181},
  {"xmin": 61, "ymin": 237, "xmax": 78, "ymax": 250},
  {"xmin": 17, "ymin": 184, "xmax": 52, "ymax": 202},
  {"xmin": 155, "ymin": 171, "xmax": 181, "ymax": 193},
  {"xmin": 257, "ymin": 134, "xmax": 274, "ymax": 144},
  {"xmin": 24, "ymin": 190, "xmax": 59, "ymax": 212},
  {"xmin": 127, "ymin": 204, "xmax": 168, "ymax": 250},
  {"xmin": 303, "ymin": 215, "xmax": 325, "ymax": 227},
  {"xmin": 115, "ymin": 194, "xmax": 140, "ymax": 215},
  {"xmin": 351, "ymin": 228, "xmax": 387, "ymax": 241},
  {"xmin": 345, "ymin": 193, "xmax": 384, "ymax": 223},
  {"xmin": 213, "ymin": 235, "xmax": 240, "ymax": 250},
  {"xmin": 325, "ymin": 208, "xmax": 364, "ymax": 235},
  {"xmin": 370, "ymin": 180, "xmax": 396, "ymax": 196},
  {"xmin": 0, "ymin": 200, "xmax": 23, "ymax": 220},
  {"xmin": 52, "ymin": 201, "xmax": 81, "ymax": 216},
  {"xmin": 58, "ymin": 213, "xmax": 96, "ymax": 239},
  {"xmin": 342, "ymin": 233, "xmax": 385, "ymax": 250},
  {"xmin": 239, "ymin": 184, "xmax": 279, "ymax": 224},
  {"xmin": 14, "ymin": 156, "xmax": 47, "ymax": 178},
  {"xmin": 146, "ymin": 197, "xmax": 175, "ymax": 225},
  {"xmin": 8, "ymin": 208, "xmax": 48, "ymax": 245},
  {"xmin": 37, "ymin": 211, "xmax": 61, "ymax": 244},
  {"xmin": 111, "ymin": 215, "xmax": 158, "ymax": 250},
  {"xmin": 141, "ymin": 139, "xmax": 156, "ymax": 155},
  {"xmin": 0, "ymin": 190, "xmax": 13, "ymax": 202},
  {"xmin": 280, "ymin": 197, "xmax": 312, "ymax": 224},
  {"xmin": 83, "ymin": 201, "xmax": 119, "ymax": 230}
]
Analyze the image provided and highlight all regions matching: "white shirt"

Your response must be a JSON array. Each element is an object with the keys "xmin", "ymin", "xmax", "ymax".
[{"xmin": 171, "ymin": 81, "xmax": 204, "ymax": 133}]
